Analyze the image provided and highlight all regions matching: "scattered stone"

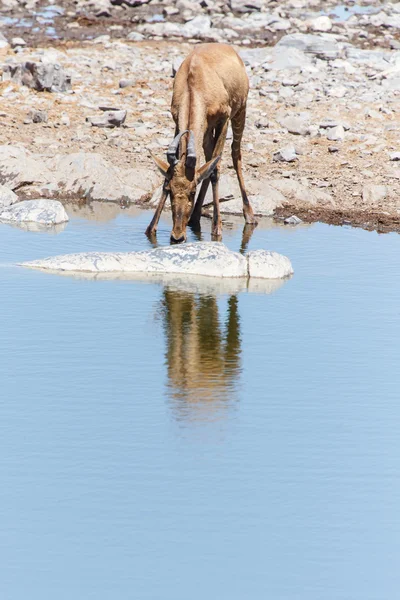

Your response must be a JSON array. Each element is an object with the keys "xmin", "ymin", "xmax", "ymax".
[
  {"xmin": 278, "ymin": 114, "xmax": 311, "ymax": 136},
  {"xmin": 273, "ymin": 146, "xmax": 298, "ymax": 163},
  {"xmin": 328, "ymin": 146, "xmax": 339, "ymax": 153},
  {"xmin": 119, "ymin": 79, "xmax": 134, "ymax": 88},
  {"xmin": 86, "ymin": 110, "xmax": 127, "ymax": 127},
  {"xmin": 127, "ymin": 32, "xmax": 145, "ymax": 42},
  {"xmin": 247, "ymin": 250, "xmax": 293, "ymax": 279},
  {"xmin": 30, "ymin": 109, "xmax": 48, "ymax": 124},
  {"xmin": 284, "ymin": 215, "xmax": 302, "ymax": 225},
  {"xmin": 276, "ymin": 33, "xmax": 340, "ymax": 60},
  {"xmin": 219, "ymin": 192, "xmax": 284, "ymax": 217},
  {"xmin": 0, "ymin": 184, "xmax": 18, "ymax": 209},
  {"xmin": 11, "ymin": 37, "xmax": 27, "ymax": 48},
  {"xmin": 389, "ymin": 152, "xmax": 400, "ymax": 161},
  {"xmin": 326, "ymin": 125, "xmax": 345, "ymax": 142},
  {"xmin": 2, "ymin": 62, "xmax": 71, "ymax": 93},
  {"xmin": 309, "ymin": 16, "xmax": 332, "ymax": 33},
  {"xmin": 362, "ymin": 184, "xmax": 387, "ymax": 205},
  {"xmin": 0, "ymin": 199, "xmax": 69, "ymax": 226}
]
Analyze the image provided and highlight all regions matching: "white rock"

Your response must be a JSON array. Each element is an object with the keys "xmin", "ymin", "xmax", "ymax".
[
  {"xmin": 220, "ymin": 193, "xmax": 283, "ymax": 217},
  {"xmin": 247, "ymin": 250, "xmax": 293, "ymax": 279},
  {"xmin": 326, "ymin": 125, "xmax": 345, "ymax": 141},
  {"xmin": 22, "ymin": 243, "xmax": 248, "ymax": 278},
  {"xmin": 362, "ymin": 184, "xmax": 387, "ymax": 205},
  {"xmin": 277, "ymin": 33, "xmax": 340, "ymax": 60},
  {"xmin": 309, "ymin": 16, "xmax": 332, "ymax": 32},
  {"xmin": 273, "ymin": 146, "xmax": 298, "ymax": 162},
  {"xmin": 0, "ymin": 184, "xmax": 18, "ymax": 209},
  {"xmin": 0, "ymin": 200, "xmax": 69, "ymax": 225},
  {"xmin": 0, "ymin": 145, "xmax": 53, "ymax": 189},
  {"xmin": 21, "ymin": 242, "xmax": 294, "ymax": 282}
]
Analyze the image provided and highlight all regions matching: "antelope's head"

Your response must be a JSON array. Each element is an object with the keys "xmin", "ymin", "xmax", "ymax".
[{"xmin": 152, "ymin": 130, "xmax": 220, "ymax": 243}]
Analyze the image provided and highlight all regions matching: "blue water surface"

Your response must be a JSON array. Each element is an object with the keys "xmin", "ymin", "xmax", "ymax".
[{"xmin": 0, "ymin": 206, "xmax": 399, "ymax": 600}]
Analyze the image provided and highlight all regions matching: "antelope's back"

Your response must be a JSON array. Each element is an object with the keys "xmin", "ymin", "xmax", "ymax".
[{"xmin": 173, "ymin": 43, "xmax": 249, "ymax": 116}]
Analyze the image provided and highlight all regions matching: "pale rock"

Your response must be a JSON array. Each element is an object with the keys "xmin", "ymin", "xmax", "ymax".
[
  {"xmin": 230, "ymin": 0, "xmax": 264, "ymax": 12},
  {"xmin": 22, "ymin": 243, "xmax": 248, "ymax": 278},
  {"xmin": 362, "ymin": 184, "xmax": 387, "ymax": 205},
  {"xmin": 0, "ymin": 200, "xmax": 69, "ymax": 226},
  {"xmin": 278, "ymin": 114, "xmax": 311, "ymax": 135},
  {"xmin": 247, "ymin": 250, "xmax": 293, "ymax": 279},
  {"xmin": 268, "ymin": 179, "xmax": 334, "ymax": 206},
  {"xmin": 42, "ymin": 153, "xmax": 159, "ymax": 203},
  {"xmin": 21, "ymin": 242, "xmax": 294, "ymax": 282},
  {"xmin": 127, "ymin": 32, "xmax": 145, "ymax": 42},
  {"xmin": 277, "ymin": 33, "xmax": 340, "ymax": 60},
  {"xmin": 273, "ymin": 146, "xmax": 298, "ymax": 162},
  {"xmin": 326, "ymin": 125, "xmax": 345, "ymax": 141},
  {"xmin": 309, "ymin": 16, "xmax": 332, "ymax": 32},
  {"xmin": 0, "ymin": 184, "xmax": 18, "ymax": 209},
  {"xmin": 389, "ymin": 152, "xmax": 400, "ymax": 161},
  {"xmin": 219, "ymin": 192, "xmax": 284, "ymax": 217},
  {"xmin": 2, "ymin": 61, "xmax": 71, "ymax": 93},
  {"xmin": 0, "ymin": 145, "xmax": 53, "ymax": 190},
  {"xmin": 181, "ymin": 16, "xmax": 212, "ymax": 38},
  {"xmin": 86, "ymin": 110, "xmax": 127, "ymax": 128}
]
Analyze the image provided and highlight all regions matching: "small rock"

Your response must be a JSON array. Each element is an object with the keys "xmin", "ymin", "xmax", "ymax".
[
  {"xmin": 86, "ymin": 110, "xmax": 127, "ymax": 128},
  {"xmin": 0, "ymin": 199, "xmax": 69, "ymax": 226},
  {"xmin": 309, "ymin": 16, "xmax": 332, "ymax": 32},
  {"xmin": 278, "ymin": 114, "xmax": 311, "ymax": 136},
  {"xmin": 389, "ymin": 152, "xmax": 400, "ymax": 161},
  {"xmin": 2, "ymin": 61, "xmax": 71, "ymax": 93},
  {"xmin": 255, "ymin": 117, "xmax": 269, "ymax": 129},
  {"xmin": 328, "ymin": 146, "xmax": 339, "ymax": 153},
  {"xmin": 119, "ymin": 78, "xmax": 134, "ymax": 89},
  {"xmin": 273, "ymin": 145, "xmax": 298, "ymax": 163},
  {"xmin": 247, "ymin": 250, "xmax": 294, "ymax": 280},
  {"xmin": 11, "ymin": 37, "xmax": 27, "ymax": 48},
  {"xmin": 284, "ymin": 215, "xmax": 302, "ymax": 225},
  {"xmin": 0, "ymin": 184, "xmax": 18, "ymax": 209},
  {"xmin": 326, "ymin": 125, "xmax": 345, "ymax": 142},
  {"xmin": 127, "ymin": 31, "xmax": 145, "ymax": 42},
  {"xmin": 362, "ymin": 184, "xmax": 387, "ymax": 205},
  {"xmin": 60, "ymin": 113, "xmax": 70, "ymax": 127},
  {"xmin": 30, "ymin": 109, "xmax": 48, "ymax": 124}
]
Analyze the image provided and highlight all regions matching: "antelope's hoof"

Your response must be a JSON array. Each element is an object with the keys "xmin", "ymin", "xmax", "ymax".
[
  {"xmin": 145, "ymin": 226, "xmax": 157, "ymax": 237},
  {"xmin": 211, "ymin": 224, "xmax": 223, "ymax": 238}
]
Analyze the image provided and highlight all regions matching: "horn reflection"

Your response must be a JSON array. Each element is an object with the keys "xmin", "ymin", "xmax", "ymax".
[{"xmin": 161, "ymin": 289, "xmax": 241, "ymax": 423}]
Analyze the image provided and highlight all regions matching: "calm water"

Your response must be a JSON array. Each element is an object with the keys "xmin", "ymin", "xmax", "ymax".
[{"xmin": 1, "ymin": 204, "xmax": 400, "ymax": 600}]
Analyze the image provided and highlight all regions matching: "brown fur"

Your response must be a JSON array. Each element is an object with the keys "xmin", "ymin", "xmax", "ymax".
[{"xmin": 146, "ymin": 43, "xmax": 257, "ymax": 243}]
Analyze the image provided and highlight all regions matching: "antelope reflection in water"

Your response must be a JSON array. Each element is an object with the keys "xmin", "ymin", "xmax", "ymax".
[{"xmin": 161, "ymin": 289, "xmax": 241, "ymax": 422}]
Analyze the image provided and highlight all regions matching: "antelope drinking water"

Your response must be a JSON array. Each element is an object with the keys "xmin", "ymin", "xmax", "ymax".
[{"xmin": 146, "ymin": 43, "xmax": 257, "ymax": 243}]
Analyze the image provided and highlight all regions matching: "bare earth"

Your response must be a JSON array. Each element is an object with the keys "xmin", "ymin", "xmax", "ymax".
[{"xmin": 0, "ymin": 0, "xmax": 400, "ymax": 233}]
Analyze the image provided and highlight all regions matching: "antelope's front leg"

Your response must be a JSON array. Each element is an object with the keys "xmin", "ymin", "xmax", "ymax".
[
  {"xmin": 145, "ymin": 181, "xmax": 169, "ymax": 237},
  {"xmin": 210, "ymin": 119, "xmax": 229, "ymax": 238}
]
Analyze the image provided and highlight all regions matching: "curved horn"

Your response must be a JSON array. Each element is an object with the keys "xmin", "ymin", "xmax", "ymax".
[
  {"xmin": 186, "ymin": 130, "xmax": 196, "ymax": 169},
  {"xmin": 167, "ymin": 130, "xmax": 188, "ymax": 167}
]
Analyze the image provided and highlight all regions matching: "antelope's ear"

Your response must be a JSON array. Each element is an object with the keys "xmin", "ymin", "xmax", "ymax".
[
  {"xmin": 196, "ymin": 156, "xmax": 221, "ymax": 184},
  {"xmin": 151, "ymin": 152, "xmax": 170, "ymax": 178}
]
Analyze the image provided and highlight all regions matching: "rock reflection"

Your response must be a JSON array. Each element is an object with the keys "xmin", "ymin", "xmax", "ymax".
[
  {"xmin": 161, "ymin": 289, "xmax": 242, "ymax": 423},
  {"xmin": 1, "ymin": 220, "xmax": 68, "ymax": 234}
]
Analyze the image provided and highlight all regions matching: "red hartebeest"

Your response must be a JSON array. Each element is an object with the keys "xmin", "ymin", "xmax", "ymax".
[{"xmin": 146, "ymin": 43, "xmax": 257, "ymax": 243}]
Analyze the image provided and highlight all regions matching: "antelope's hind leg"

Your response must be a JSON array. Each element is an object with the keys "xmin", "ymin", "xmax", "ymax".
[
  {"xmin": 145, "ymin": 182, "xmax": 169, "ymax": 237},
  {"xmin": 231, "ymin": 108, "xmax": 257, "ymax": 226}
]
